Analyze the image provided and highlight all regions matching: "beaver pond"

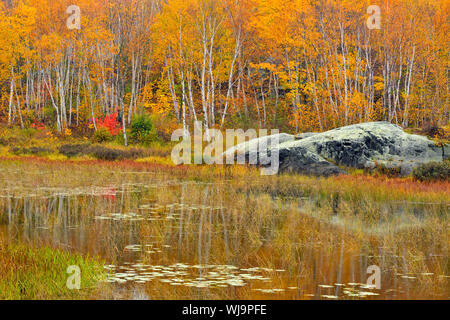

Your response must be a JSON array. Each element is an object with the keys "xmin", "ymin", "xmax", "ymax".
[{"xmin": 0, "ymin": 160, "xmax": 448, "ymax": 300}]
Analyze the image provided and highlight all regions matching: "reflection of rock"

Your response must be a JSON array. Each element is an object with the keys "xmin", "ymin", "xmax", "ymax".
[{"xmin": 223, "ymin": 122, "xmax": 448, "ymax": 176}]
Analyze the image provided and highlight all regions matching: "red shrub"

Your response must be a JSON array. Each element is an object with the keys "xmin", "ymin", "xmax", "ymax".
[
  {"xmin": 95, "ymin": 112, "xmax": 121, "ymax": 136},
  {"xmin": 30, "ymin": 120, "xmax": 45, "ymax": 131}
]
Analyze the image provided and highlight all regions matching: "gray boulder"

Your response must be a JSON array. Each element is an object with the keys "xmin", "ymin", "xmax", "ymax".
[
  {"xmin": 295, "ymin": 132, "xmax": 320, "ymax": 140},
  {"xmin": 275, "ymin": 147, "xmax": 347, "ymax": 176},
  {"xmin": 222, "ymin": 133, "xmax": 294, "ymax": 163},
  {"xmin": 277, "ymin": 122, "xmax": 447, "ymax": 175},
  {"xmin": 243, "ymin": 145, "xmax": 346, "ymax": 177},
  {"xmin": 222, "ymin": 122, "xmax": 447, "ymax": 176},
  {"xmin": 222, "ymin": 132, "xmax": 345, "ymax": 176}
]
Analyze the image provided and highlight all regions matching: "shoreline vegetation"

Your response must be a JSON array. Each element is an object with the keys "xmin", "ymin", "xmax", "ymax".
[
  {"xmin": 0, "ymin": 138, "xmax": 448, "ymax": 299},
  {"xmin": 0, "ymin": 241, "xmax": 104, "ymax": 300}
]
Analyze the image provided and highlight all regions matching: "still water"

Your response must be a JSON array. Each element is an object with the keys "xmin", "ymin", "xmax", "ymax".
[{"xmin": 0, "ymin": 177, "xmax": 447, "ymax": 299}]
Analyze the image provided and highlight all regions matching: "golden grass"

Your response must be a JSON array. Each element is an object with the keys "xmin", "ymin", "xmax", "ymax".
[
  {"xmin": 0, "ymin": 157, "xmax": 447, "ymax": 300},
  {"xmin": 0, "ymin": 240, "xmax": 105, "ymax": 300}
]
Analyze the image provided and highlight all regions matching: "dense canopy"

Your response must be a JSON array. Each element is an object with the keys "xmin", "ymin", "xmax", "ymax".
[{"xmin": 0, "ymin": 0, "xmax": 448, "ymax": 134}]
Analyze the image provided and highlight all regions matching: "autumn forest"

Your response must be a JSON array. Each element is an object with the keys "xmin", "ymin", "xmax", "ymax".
[
  {"xmin": 0, "ymin": 0, "xmax": 449, "ymax": 302},
  {"xmin": 0, "ymin": 0, "xmax": 448, "ymax": 136}
]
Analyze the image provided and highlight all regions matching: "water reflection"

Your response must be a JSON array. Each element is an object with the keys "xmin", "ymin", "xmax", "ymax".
[{"xmin": 0, "ymin": 180, "xmax": 447, "ymax": 300}]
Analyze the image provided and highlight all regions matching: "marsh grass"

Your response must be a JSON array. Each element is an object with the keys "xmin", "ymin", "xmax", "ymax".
[
  {"xmin": 0, "ymin": 241, "xmax": 105, "ymax": 299},
  {"xmin": 0, "ymin": 158, "xmax": 448, "ymax": 300}
]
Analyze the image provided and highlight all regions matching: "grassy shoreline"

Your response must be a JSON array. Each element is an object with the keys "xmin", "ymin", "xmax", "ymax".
[
  {"xmin": 0, "ymin": 241, "xmax": 105, "ymax": 300},
  {"xmin": 0, "ymin": 154, "xmax": 447, "ymax": 300}
]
